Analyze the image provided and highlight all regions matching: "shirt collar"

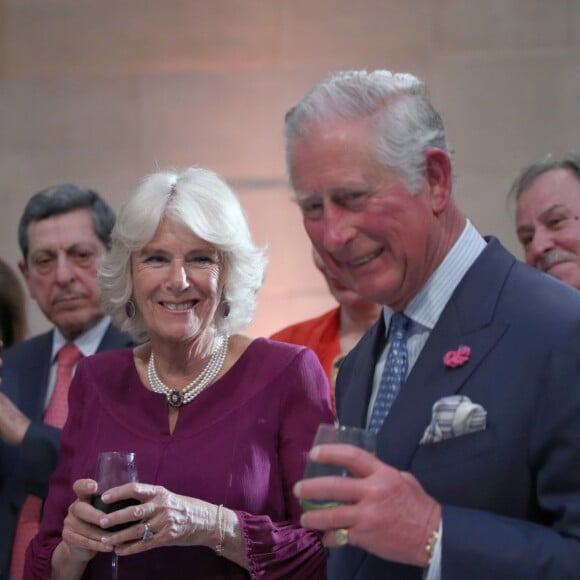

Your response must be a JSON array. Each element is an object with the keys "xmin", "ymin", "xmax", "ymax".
[
  {"xmin": 383, "ymin": 219, "xmax": 486, "ymax": 334},
  {"xmin": 52, "ymin": 315, "xmax": 112, "ymax": 362}
]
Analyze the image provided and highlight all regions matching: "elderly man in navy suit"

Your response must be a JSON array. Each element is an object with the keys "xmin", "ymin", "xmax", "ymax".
[
  {"xmin": 0, "ymin": 184, "xmax": 134, "ymax": 580},
  {"xmin": 286, "ymin": 70, "xmax": 580, "ymax": 579}
]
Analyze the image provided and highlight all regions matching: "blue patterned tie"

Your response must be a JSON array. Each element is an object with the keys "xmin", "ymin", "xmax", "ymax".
[{"xmin": 368, "ymin": 312, "xmax": 410, "ymax": 433}]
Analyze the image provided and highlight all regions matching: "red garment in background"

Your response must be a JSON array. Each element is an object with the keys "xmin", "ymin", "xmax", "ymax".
[
  {"xmin": 11, "ymin": 344, "xmax": 82, "ymax": 580},
  {"xmin": 271, "ymin": 307, "xmax": 340, "ymax": 413}
]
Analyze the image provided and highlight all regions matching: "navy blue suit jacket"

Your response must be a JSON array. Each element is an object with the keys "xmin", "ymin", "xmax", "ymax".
[
  {"xmin": 330, "ymin": 238, "xmax": 580, "ymax": 579},
  {"xmin": 0, "ymin": 323, "xmax": 134, "ymax": 579}
]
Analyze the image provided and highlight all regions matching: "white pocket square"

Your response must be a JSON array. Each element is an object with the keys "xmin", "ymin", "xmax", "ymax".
[{"xmin": 419, "ymin": 395, "xmax": 487, "ymax": 445}]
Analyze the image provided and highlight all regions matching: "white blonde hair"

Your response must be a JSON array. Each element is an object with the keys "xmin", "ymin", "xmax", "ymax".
[{"xmin": 99, "ymin": 167, "xmax": 267, "ymax": 339}]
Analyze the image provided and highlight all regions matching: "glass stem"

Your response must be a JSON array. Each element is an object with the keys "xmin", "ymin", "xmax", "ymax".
[{"xmin": 112, "ymin": 553, "xmax": 118, "ymax": 580}]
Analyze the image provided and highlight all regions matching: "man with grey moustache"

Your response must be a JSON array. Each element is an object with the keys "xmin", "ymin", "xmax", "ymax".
[{"xmin": 511, "ymin": 153, "xmax": 580, "ymax": 289}]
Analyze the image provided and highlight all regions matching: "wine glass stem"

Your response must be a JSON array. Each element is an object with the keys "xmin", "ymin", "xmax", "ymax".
[{"xmin": 112, "ymin": 553, "xmax": 118, "ymax": 580}]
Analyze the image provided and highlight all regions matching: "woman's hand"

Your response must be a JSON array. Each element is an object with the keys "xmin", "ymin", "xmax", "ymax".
[
  {"xmin": 54, "ymin": 478, "xmax": 114, "ymax": 575},
  {"xmin": 98, "ymin": 483, "xmax": 220, "ymax": 556}
]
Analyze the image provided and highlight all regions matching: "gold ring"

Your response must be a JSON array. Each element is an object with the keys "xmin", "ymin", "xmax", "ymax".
[{"xmin": 335, "ymin": 528, "xmax": 349, "ymax": 546}]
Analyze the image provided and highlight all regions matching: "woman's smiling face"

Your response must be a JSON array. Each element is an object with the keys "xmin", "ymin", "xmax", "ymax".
[{"xmin": 131, "ymin": 217, "xmax": 224, "ymax": 345}]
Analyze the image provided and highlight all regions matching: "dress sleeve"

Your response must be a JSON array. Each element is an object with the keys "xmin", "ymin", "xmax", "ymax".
[
  {"xmin": 235, "ymin": 347, "xmax": 333, "ymax": 579},
  {"xmin": 24, "ymin": 361, "xmax": 90, "ymax": 579}
]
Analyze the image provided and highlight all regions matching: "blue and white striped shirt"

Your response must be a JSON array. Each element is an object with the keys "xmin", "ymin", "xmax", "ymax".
[
  {"xmin": 367, "ymin": 219, "xmax": 486, "ymax": 425},
  {"xmin": 365, "ymin": 219, "xmax": 486, "ymax": 579}
]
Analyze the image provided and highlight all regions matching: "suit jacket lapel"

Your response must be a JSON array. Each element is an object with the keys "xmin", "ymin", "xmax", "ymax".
[
  {"xmin": 377, "ymin": 238, "xmax": 514, "ymax": 470},
  {"xmin": 96, "ymin": 323, "xmax": 135, "ymax": 352},
  {"xmin": 337, "ymin": 316, "xmax": 386, "ymax": 429},
  {"xmin": 10, "ymin": 326, "xmax": 131, "ymax": 419}
]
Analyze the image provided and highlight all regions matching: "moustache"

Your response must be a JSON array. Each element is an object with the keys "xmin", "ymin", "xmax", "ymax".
[
  {"xmin": 536, "ymin": 250, "xmax": 576, "ymax": 273},
  {"xmin": 52, "ymin": 293, "xmax": 85, "ymax": 305}
]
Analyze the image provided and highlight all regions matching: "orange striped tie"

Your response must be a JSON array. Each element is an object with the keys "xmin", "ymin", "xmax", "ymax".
[{"xmin": 10, "ymin": 343, "xmax": 82, "ymax": 579}]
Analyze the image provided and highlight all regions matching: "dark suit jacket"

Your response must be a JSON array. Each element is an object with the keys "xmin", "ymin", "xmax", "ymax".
[
  {"xmin": 0, "ymin": 323, "xmax": 134, "ymax": 579},
  {"xmin": 330, "ymin": 238, "xmax": 580, "ymax": 579}
]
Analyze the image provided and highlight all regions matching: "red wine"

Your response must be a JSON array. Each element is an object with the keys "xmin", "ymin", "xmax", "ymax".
[{"xmin": 91, "ymin": 494, "xmax": 140, "ymax": 532}]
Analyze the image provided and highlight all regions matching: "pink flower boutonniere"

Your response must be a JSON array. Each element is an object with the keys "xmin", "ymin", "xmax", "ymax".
[{"xmin": 443, "ymin": 345, "xmax": 471, "ymax": 368}]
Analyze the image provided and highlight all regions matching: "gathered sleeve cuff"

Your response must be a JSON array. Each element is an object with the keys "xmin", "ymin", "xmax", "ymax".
[{"xmin": 235, "ymin": 510, "xmax": 326, "ymax": 579}]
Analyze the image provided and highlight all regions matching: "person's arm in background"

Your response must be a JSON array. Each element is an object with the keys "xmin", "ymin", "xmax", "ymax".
[{"xmin": 1, "ymin": 358, "xmax": 61, "ymax": 501}]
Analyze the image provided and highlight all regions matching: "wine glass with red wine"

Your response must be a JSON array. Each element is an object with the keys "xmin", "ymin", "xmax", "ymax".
[{"xmin": 92, "ymin": 451, "xmax": 139, "ymax": 579}]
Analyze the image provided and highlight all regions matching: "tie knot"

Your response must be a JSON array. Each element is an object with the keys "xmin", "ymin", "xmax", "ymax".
[
  {"xmin": 390, "ymin": 312, "xmax": 410, "ymax": 337},
  {"xmin": 58, "ymin": 343, "xmax": 83, "ymax": 367}
]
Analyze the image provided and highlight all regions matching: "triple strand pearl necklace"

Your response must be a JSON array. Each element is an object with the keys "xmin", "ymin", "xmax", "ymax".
[{"xmin": 148, "ymin": 334, "xmax": 229, "ymax": 408}]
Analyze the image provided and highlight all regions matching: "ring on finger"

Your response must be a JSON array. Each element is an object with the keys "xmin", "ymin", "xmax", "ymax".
[
  {"xmin": 142, "ymin": 521, "xmax": 154, "ymax": 541},
  {"xmin": 335, "ymin": 528, "xmax": 349, "ymax": 546}
]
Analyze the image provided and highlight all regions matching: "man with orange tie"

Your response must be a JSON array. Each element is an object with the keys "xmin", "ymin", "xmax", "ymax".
[{"xmin": 0, "ymin": 184, "xmax": 134, "ymax": 580}]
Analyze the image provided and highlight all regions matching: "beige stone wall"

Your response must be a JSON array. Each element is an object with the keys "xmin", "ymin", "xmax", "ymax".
[{"xmin": 1, "ymin": 0, "xmax": 579, "ymax": 338}]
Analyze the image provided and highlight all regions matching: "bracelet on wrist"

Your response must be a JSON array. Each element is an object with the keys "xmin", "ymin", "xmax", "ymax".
[
  {"xmin": 425, "ymin": 528, "xmax": 439, "ymax": 566},
  {"xmin": 215, "ymin": 504, "xmax": 225, "ymax": 555}
]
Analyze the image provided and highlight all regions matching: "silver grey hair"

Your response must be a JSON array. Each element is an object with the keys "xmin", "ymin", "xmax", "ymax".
[
  {"xmin": 508, "ymin": 152, "xmax": 580, "ymax": 204},
  {"xmin": 284, "ymin": 69, "xmax": 454, "ymax": 193},
  {"xmin": 99, "ymin": 167, "xmax": 267, "ymax": 340}
]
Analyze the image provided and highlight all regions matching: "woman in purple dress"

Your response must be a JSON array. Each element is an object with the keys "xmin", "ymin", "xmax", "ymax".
[{"xmin": 25, "ymin": 167, "xmax": 333, "ymax": 579}]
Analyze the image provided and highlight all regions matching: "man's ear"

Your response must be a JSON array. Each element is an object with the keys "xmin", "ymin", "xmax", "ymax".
[
  {"xmin": 18, "ymin": 259, "xmax": 33, "ymax": 297},
  {"xmin": 18, "ymin": 259, "xmax": 28, "ymax": 281},
  {"xmin": 425, "ymin": 148, "xmax": 452, "ymax": 215}
]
